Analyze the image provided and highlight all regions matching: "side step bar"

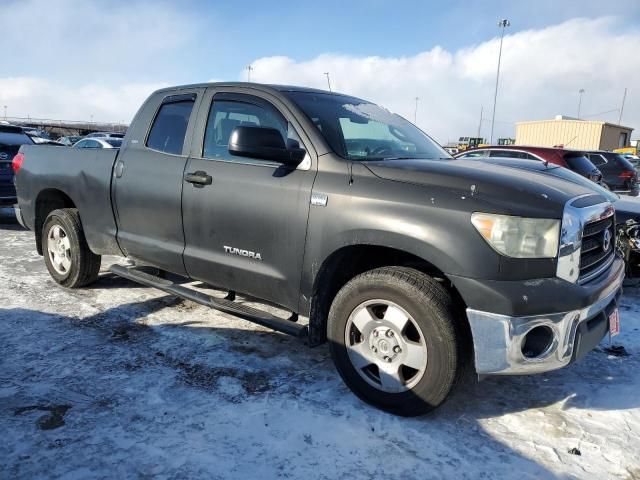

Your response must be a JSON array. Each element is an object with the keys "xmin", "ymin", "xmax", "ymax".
[{"xmin": 110, "ymin": 265, "xmax": 308, "ymax": 339}]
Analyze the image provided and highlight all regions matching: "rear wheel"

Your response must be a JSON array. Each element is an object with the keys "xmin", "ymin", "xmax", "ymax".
[
  {"xmin": 42, "ymin": 208, "xmax": 101, "ymax": 288},
  {"xmin": 327, "ymin": 267, "xmax": 467, "ymax": 416}
]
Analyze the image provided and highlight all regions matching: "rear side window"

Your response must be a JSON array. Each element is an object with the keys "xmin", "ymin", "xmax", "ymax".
[
  {"xmin": 105, "ymin": 138, "xmax": 122, "ymax": 148},
  {"xmin": 458, "ymin": 150, "xmax": 487, "ymax": 158},
  {"xmin": 489, "ymin": 150, "xmax": 528, "ymax": 159},
  {"xmin": 146, "ymin": 99, "xmax": 194, "ymax": 155},
  {"xmin": 588, "ymin": 154, "xmax": 607, "ymax": 167},
  {"xmin": 564, "ymin": 155, "xmax": 597, "ymax": 175}
]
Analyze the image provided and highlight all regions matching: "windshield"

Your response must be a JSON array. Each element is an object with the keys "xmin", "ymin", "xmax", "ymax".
[
  {"xmin": 287, "ymin": 92, "xmax": 450, "ymax": 161},
  {"xmin": 546, "ymin": 165, "xmax": 618, "ymax": 202}
]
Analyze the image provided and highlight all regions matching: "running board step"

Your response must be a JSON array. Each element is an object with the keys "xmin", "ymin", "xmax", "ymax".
[{"xmin": 109, "ymin": 265, "xmax": 308, "ymax": 339}]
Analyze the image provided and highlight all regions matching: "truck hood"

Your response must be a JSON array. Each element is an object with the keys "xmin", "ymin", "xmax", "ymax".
[{"xmin": 363, "ymin": 158, "xmax": 605, "ymax": 217}]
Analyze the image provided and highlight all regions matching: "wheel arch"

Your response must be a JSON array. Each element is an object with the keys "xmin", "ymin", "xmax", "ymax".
[
  {"xmin": 307, "ymin": 243, "xmax": 468, "ymax": 346},
  {"xmin": 34, "ymin": 188, "xmax": 77, "ymax": 255}
]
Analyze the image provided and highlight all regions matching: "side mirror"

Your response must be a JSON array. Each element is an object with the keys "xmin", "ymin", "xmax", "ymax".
[{"xmin": 228, "ymin": 126, "xmax": 305, "ymax": 166}]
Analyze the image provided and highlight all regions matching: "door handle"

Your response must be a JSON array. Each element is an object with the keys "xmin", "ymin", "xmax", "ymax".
[
  {"xmin": 185, "ymin": 171, "xmax": 212, "ymax": 187},
  {"xmin": 115, "ymin": 161, "xmax": 124, "ymax": 178}
]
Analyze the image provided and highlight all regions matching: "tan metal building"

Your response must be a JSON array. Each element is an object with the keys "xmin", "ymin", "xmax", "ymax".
[{"xmin": 515, "ymin": 116, "xmax": 634, "ymax": 151}]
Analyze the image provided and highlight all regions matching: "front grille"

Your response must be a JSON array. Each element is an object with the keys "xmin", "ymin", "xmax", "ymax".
[{"xmin": 579, "ymin": 216, "xmax": 615, "ymax": 283}]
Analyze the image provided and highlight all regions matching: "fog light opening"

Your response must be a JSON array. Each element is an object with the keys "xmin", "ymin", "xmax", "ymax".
[{"xmin": 522, "ymin": 326, "xmax": 555, "ymax": 359}]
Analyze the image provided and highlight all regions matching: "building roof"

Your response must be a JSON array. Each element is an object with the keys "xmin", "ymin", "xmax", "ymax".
[{"xmin": 516, "ymin": 116, "xmax": 633, "ymax": 131}]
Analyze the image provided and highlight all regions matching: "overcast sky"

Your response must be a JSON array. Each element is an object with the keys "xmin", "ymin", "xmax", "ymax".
[{"xmin": 1, "ymin": 0, "xmax": 639, "ymax": 143}]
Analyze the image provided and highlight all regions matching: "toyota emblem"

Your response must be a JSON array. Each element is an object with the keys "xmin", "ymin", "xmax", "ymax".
[
  {"xmin": 0, "ymin": 152, "xmax": 8, "ymax": 160},
  {"xmin": 602, "ymin": 229, "xmax": 611, "ymax": 252}
]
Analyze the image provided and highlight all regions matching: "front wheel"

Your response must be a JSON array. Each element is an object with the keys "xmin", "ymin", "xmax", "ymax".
[
  {"xmin": 327, "ymin": 267, "xmax": 467, "ymax": 416},
  {"xmin": 42, "ymin": 208, "xmax": 101, "ymax": 288}
]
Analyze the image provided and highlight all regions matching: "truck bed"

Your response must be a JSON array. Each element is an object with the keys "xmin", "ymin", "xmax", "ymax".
[{"xmin": 16, "ymin": 145, "xmax": 122, "ymax": 255}]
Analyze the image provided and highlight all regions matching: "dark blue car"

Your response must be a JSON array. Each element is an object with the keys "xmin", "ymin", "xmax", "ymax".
[{"xmin": 0, "ymin": 125, "xmax": 34, "ymax": 206}]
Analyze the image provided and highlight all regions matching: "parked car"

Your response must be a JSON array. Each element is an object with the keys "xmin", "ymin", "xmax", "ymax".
[
  {"xmin": 57, "ymin": 136, "xmax": 83, "ymax": 146},
  {"xmin": 85, "ymin": 132, "xmax": 125, "ymax": 139},
  {"xmin": 585, "ymin": 151, "xmax": 639, "ymax": 195},
  {"xmin": 73, "ymin": 138, "xmax": 122, "ymax": 149},
  {"xmin": 0, "ymin": 125, "xmax": 33, "ymax": 206},
  {"xmin": 14, "ymin": 83, "xmax": 624, "ymax": 416},
  {"xmin": 455, "ymin": 145, "xmax": 602, "ymax": 183}
]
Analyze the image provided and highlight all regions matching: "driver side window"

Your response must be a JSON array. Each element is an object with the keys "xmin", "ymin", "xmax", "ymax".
[{"xmin": 203, "ymin": 98, "xmax": 300, "ymax": 163}]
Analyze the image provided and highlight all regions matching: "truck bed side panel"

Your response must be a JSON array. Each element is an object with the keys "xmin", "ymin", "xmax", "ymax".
[{"xmin": 17, "ymin": 145, "xmax": 122, "ymax": 256}]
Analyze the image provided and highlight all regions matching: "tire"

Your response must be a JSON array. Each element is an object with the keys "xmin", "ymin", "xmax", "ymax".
[
  {"xmin": 42, "ymin": 208, "xmax": 101, "ymax": 288},
  {"xmin": 327, "ymin": 267, "xmax": 467, "ymax": 416}
]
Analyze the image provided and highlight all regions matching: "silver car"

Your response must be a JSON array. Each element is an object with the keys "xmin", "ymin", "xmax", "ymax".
[{"xmin": 73, "ymin": 138, "xmax": 122, "ymax": 149}]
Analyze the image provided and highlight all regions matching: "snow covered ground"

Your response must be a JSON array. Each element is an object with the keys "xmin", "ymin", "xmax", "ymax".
[{"xmin": 1, "ymin": 208, "xmax": 639, "ymax": 479}]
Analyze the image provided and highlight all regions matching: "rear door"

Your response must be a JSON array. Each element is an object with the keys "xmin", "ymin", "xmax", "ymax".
[
  {"xmin": 112, "ymin": 89, "xmax": 203, "ymax": 274},
  {"xmin": 181, "ymin": 88, "xmax": 316, "ymax": 310}
]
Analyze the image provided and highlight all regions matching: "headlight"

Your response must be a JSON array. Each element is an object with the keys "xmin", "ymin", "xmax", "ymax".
[
  {"xmin": 471, "ymin": 212, "xmax": 560, "ymax": 258},
  {"xmin": 556, "ymin": 208, "xmax": 582, "ymax": 283}
]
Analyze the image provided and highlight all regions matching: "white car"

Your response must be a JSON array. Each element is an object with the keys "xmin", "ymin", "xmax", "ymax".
[{"xmin": 73, "ymin": 138, "xmax": 122, "ymax": 149}]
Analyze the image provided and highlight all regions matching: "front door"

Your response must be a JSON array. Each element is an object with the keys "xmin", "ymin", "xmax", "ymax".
[
  {"xmin": 113, "ymin": 89, "xmax": 202, "ymax": 274},
  {"xmin": 181, "ymin": 90, "xmax": 316, "ymax": 310}
]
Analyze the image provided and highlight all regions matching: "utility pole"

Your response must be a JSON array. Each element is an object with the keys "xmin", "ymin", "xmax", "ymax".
[
  {"xmin": 414, "ymin": 97, "xmax": 419, "ymax": 124},
  {"xmin": 490, "ymin": 19, "xmax": 510, "ymax": 145},
  {"xmin": 618, "ymin": 87, "xmax": 627, "ymax": 125},
  {"xmin": 477, "ymin": 105, "xmax": 483, "ymax": 139},
  {"xmin": 246, "ymin": 65, "xmax": 254, "ymax": 82},
  {"xmin": 577, "ymin": 88, "xmax": 585, "ymax": 119},
  {"xmin": 324, "ymin": 72, "xmax": 332, "ymax": 92}
]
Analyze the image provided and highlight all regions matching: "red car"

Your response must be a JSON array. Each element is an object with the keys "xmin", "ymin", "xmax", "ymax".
[{"xmin": 455, "ymin": 145, "xmax": 603, "ymax": 183}]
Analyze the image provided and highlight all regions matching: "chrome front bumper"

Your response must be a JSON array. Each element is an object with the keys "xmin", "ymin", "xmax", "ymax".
[{"xmin": 466, "ymin": 264, "xmax": 624, "ymax": 375}]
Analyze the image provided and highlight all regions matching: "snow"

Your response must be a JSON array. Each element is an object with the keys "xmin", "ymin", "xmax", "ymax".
[{"xmin": 1, "ymin": 209, "xmax": 639, "ymax": 479}]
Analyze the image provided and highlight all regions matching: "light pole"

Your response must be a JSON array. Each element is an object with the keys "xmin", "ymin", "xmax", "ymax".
[
  {"xmin": 3, "ymin": 105, "xmax": 6, "ymax": 119},
  {"xmin": 618, "ymin": 87, "xmax": 627, "ymax": 125},
  {"xmin": 324, "ymin": 72, "xmax": 332, "ymax": 92},
  {"xmin": 414, "ymin": 97, "xmax": 419, "ymax": 124},
  {"xmin": 577, "ymin": 89, "xmax": 585, "ymax": 119},
  {"xmin": 490, "ymin": 19, "xmax": 510, "ymax": 145},
  {"xmin": 246, "ymin": 65, "xmax": 254, "ymax": 82}
]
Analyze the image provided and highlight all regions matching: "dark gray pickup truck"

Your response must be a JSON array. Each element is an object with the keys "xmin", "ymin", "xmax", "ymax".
[{"xmin": 14, "ymin": 83, "xmax": 624, "ymax": 415}]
